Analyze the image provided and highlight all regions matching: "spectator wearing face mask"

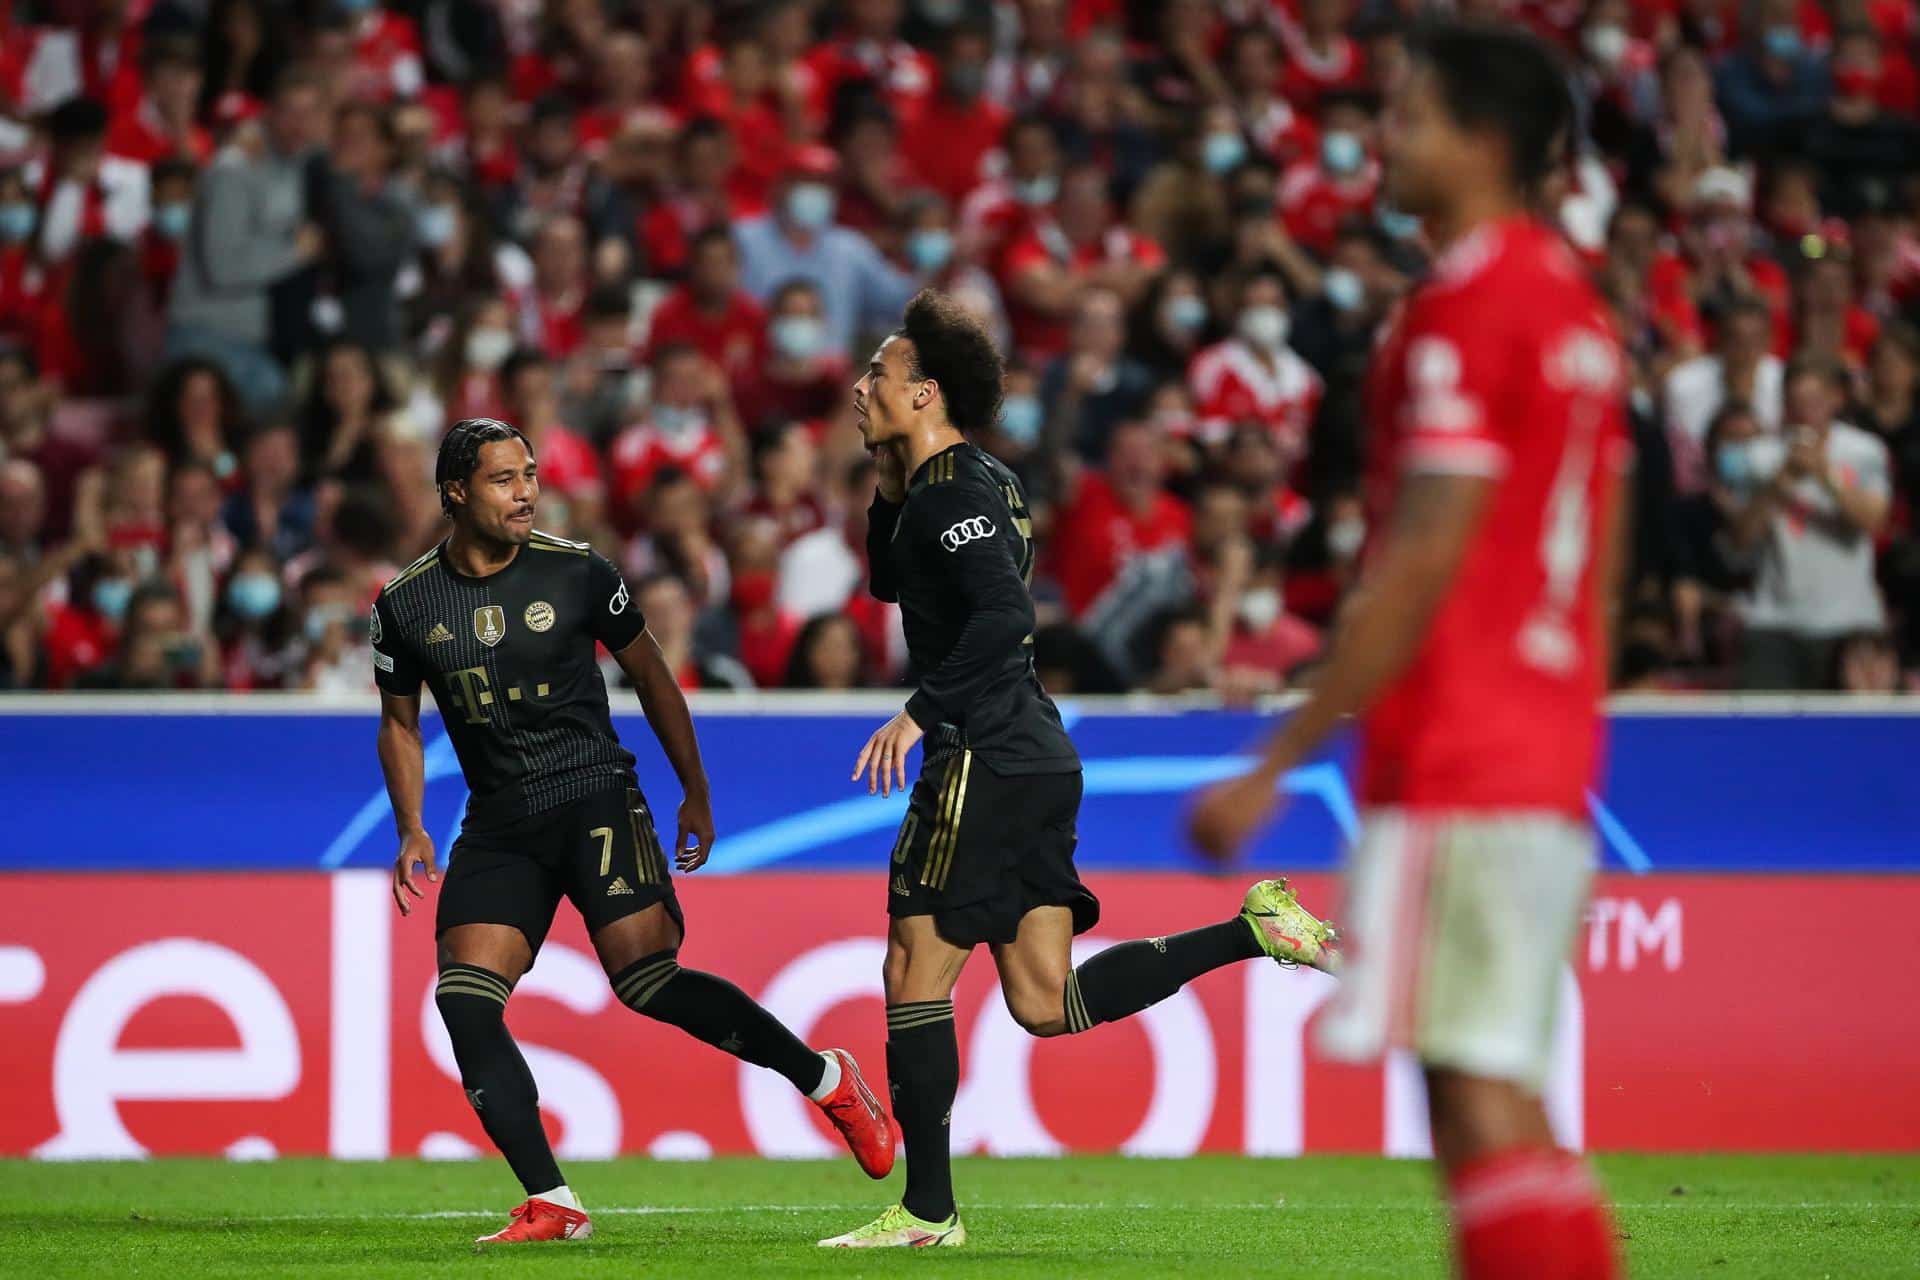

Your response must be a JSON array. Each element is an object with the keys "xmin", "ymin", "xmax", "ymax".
[
  {"xmin": 734, "ymin": 146, "xmax": 916, "ymax": 354},
  {"xmin": 1671, "ymin": 401, "xmax": 1769, "ymax": 666},
  {"xmin": 1218, "ymin": 543, "xmax": 1323, "ymax": 695},
  {"xmin": 1277, "ymin": 91, "xmax": 1380, "ymax": 258},
  {"xmin": 1663, "ymin": 294, "xmax": 1783, "ymax": 490},
  {"xmin": 1187, "ymin": 267, "xmax": 1323, "ymax": 473},
  {"xmin": 1736, "ymin": 357, "xmax": 1893, "ymax": 689},
  {"xmin": 76, "ymin": 577, "xmax": 218, "ymax": 690},
  {"xmin": 426, "ymin": 297, "xmax": 515, "ymax": 429},
  {"xmin": 999, "ymin": 163, "xmax": 1164, "ymax": 362},
  {"xmin": 901, "ymin": 21, "xmax": 1008, "ymax": 205},
  {"xmin": 1801, "ymin": 25, "xmax": 1920, "ymax": 219},
  {"xmin": 644, "ymin": 227, "xmax": 769, "ymax": 402},
  {"xmin": 1276, "ymin": 0, "xmax": 1369, "ymax": 114},
  {"xmin": 958, "ymin": 113, "xmax": 1065, "ymax": 268},
  {"xmin": 897, "ymin": 193, "xmax": 1009, "ymax": 353},
  {"xmin": 1132, "ymin": 269, "xmax": 1211, "ymax": 383},
  {"xmin": 608, "ymin": 344, "xmax": 744, "ymax": 512},
  {"xmin": 214, "ymin": 545, "xmax": 299, "ymax": 688},
  {"xmin": 1226, "ymin": 26, "xmax": 1318, "ymax": 171},
  {"xmin": 295, "ymin": 563, "xmax": 368, "ymax": 693},
  {"xmin": 33, "ymin": 95, "xmax": 151, "ymax": 266},
  {"xmin": 736, "ymin": 279, "xmax": 852, "ymax": 435},
  {"xmin": 1040, "ymin": 285, "xmax": 1154, "ymax": 462},
  {"xmin": 41, "ymin": 551, "xmax": 131, "ymax": 688},
  {"xmin": 1714, "ymin": 0, "xmax": 1832, "ymax": 157},
  {"xmin": 405, "ymin": 174, "xmax": 534, "ymax": 346},
  {"xmin": 138, "ymin": 159, "xmax": 196, "ymax": 310}
]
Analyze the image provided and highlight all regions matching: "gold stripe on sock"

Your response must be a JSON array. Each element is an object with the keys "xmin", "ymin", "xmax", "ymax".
[
  {"xmin": 629, "ymin": 967, "xmax": 681, "ymax": 1009},
  {"xmin": 1064, "ymin": 971, "xmax": 1091, "ymax": 1033},
  {"xmin": 435, "ymin": 979, "xmax": 509, "ymax": 1006},
  {"xmin": 438, "ymin": 968, "xmax": 511, "ymax": 1000},
  {"xmin": 614, "ymin": 960, "xmax": 678, "ymax": 1005},
  {"xmin": 886, "ymin": 1000, "xmax": 955, "ymax": 1030}
]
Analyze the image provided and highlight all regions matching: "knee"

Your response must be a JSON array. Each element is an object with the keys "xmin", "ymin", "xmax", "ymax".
[
  {"xmin": 882, "ymin": 942, "xmax": 912, "ymax": 1004},
  {"xmin": 1003, "ymin": 980, "xmax": 1067, "ymax": 1038}
]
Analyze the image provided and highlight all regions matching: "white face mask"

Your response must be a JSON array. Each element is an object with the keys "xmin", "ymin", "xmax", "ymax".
[
  {"xmin": 1238, "ymin": 305, "xmax": 1290, "ymax": 351},
  {"xmin": 1583, "ymin": 23, "xmax": 1629, "ymax": 68},
  {"xmin": 465, "ymin": 328, "xmax": 514, "ymax": 371},
  {"xmin": 1327, "ymin": 516, "xmax": 1366, "ymax": 559},
  {"xmin": 1237, "ymin": 586, "xmax": 1281, "ymax": 631}
]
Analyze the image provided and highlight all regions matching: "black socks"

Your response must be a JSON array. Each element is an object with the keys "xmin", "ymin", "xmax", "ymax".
[
  {"xmin": 886, "ymin": 999, "xmax": 959, "ymax": 1223},
  {"xmin": 610, "ymin": 951, "xmax": 826, "ymax": 1095},
  {"xmin": 434, "ymin": 964, "xmax": 563, "ymax": 1195},
  {"xmin": 1063, "ymin": 919, "xmax": 1261, "ymax": 1032}
]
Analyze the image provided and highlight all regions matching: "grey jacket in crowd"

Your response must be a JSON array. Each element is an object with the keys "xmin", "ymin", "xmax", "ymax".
[
  {"xmin": 169, "ymin": 143, "xmax": 309, "ymax": 346},
  {"xmin": 318, "ymin": 164, "xmax": 418, "ymax": 351}
]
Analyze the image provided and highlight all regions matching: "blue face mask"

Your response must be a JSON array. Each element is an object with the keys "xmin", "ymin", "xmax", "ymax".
[
  {"xmin": 770, "ymin": 314, "xmax": 825, "ymax": 361},
  {"xmin": 0, "ymin": 202, "xmax": 34, "ymax": 243},
  {"xmin": 153, "ymin": 202, "xmax": 191, "ymax": 241},
  {"xmin": 1202, "ymin": 132, "xmax": 1247, "ymax": 176},
  {"xmin": 785, "ymin": 183, "xmax": 837, "ymax": 230},
  {"xmin": 907, "ymin": 228, "xmax": 954, "ymax": 273},
  {"xmin": 1763, "ymin": 26, "xmax": 1802, "ymax": 61},
  {"xmin": 652, "ymin": 404, "xmax": 706, "ymax": 436},
  {"xmin": 336, "ymin": 0, "xmax": 375, "ymax": 13},
  {"xmin": 304, "ymin": 605, "xmax": 353, "ymax": 645},
  {"xmin": 1323, "ymin": 267, "xmax": 1365, "ymax": 313},
  {"xmin": 1716, "ymin": 441, "xmax": 1755, "ymax": 489},
  {"xmin": 999, "ymin": 395, "xmax": 1043, "ymax": 447},
  {"xmin": 1377, "ymin": 205, "xmax": 1422, "ymax": 240},
  {"xmin": 93, "ymin": 578, "xmax": 134, "ymax": 622},
  {"xmin": 417, "ymin": 204, "xmax": 457, "ymax": 248},
  {"xmin": 227, "ymin": 573, "xmax": 282, "ymax": 620},
  {"xmin": 1013, "ymin": 174, "xmax": 1059, "ymax": 207},
  {"xmin": 1321, "ymin": 131, "xmax": 1365, "ymax": 177},
  {"xmin": 1163, "ymin": 293, "xmax": 1207, "ymax": 336}
]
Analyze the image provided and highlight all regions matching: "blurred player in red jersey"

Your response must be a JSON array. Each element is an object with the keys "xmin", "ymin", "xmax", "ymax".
[{"xmin": 1189, "ymin": 22, "xmax": 1626, "ymax": 1280}]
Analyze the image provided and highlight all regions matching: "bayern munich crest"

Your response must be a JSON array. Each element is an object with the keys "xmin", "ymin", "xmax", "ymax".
[{"xmin": 524, "ymin": 601, "xmax": 556, "ymax": 633}]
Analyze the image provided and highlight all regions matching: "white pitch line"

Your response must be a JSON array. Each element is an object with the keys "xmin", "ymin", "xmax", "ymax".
[{"xmin": 133, "ymin": 1201, "xmax": 1920, "ymax": 1225}]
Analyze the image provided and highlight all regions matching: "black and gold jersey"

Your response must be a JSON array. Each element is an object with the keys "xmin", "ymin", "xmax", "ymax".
[
  {"xmin": 371, "ymin": 530, "xmax": 650, "ymax": 829},
  {"xmin": 868, "ymin": 441, "xmax": 1079, "ymax": 775}
]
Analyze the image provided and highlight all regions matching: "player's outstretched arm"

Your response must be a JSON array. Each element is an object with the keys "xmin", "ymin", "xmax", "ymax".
[
  {"xmin": 377, "ymin": 689, "xmax": 438, "ymax": 915},
  {"xmin": 612, "ymin": 629, "xmax": 715, "ymax": 872},
  {"xmin": 1188, "ymin": 471, "xmax": 1494, "ymax": 861}
]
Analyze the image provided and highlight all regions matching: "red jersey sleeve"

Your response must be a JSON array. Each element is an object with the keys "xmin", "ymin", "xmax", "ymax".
[{"xmin": 1393, "ymin": 288, "xmax": 1518, "ymax": 479}]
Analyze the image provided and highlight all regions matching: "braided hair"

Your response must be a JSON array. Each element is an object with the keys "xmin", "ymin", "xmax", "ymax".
[{"xmin": 435, "ymin": 417, "xmax": 531, "ymax": 519}]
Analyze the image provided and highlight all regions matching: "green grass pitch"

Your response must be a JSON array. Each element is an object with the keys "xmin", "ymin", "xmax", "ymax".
[{"xmin": 1, "ymin": 1154, "xmax": 1914, "ymax": 1277}]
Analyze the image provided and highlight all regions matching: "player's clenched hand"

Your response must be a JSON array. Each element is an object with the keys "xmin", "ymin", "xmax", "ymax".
[
  {"xmin": 392, "ymin": 828, "xmax": 438, "ymax": 916},
  {"xmin": 676, "ymin": 789, "xmax": 715, "ymax": 873},
  {"xmin": 1186, "ymin": 770, "xmax": 1285, "ymax": 863},
  {"xmin": 853, "ymin": 710, "xmax": 923, "ymax": 797}
]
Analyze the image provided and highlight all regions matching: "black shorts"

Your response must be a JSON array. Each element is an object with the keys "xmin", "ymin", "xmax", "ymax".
[
  {"xmin": 436, "ymin": 782, "xmax": 683, "ymax": 955},
  {"xmin": 887, "ymin": 752, "xmax": 1098, "ymax": 947}
]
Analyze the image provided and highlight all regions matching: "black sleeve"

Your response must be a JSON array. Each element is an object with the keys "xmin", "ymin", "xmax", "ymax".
[
  {"xmin": 587, "ymin": 550, "xmax": 648, "ymax": 652},
  {"xmin": 901, "ymin": 479, "xmax": 1035, "ymax": 733},
  {"xmin": 867, "ymin": 495, "xmax": 902, "ymax": 603},
  {"xmin": 369, "ymin": 593, "xmax": 423, "ymax": 696}
]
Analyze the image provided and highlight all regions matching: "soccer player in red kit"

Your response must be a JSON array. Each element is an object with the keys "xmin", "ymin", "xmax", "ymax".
[{"xmin": 1189, "ymin": 22, "xmax": 1625, "ymax": 1280}]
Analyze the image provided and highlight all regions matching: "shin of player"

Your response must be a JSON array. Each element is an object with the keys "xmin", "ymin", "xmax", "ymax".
[
  {"xmin": 378, "ymin": 419, "xmax": 892, "ymax": 1247},
  {"xmin": 1189, "ymin": 25, "xmax": 1623, "ymax": 1280},
  {"xmin": 824, "ymin": 294, "xmax": 1338, "ymax": 1249}
]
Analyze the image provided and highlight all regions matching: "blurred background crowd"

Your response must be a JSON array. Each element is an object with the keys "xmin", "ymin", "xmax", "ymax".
[{"xmin": 0, "ymin": 0, "xmax": 1917, "ymax": 696}]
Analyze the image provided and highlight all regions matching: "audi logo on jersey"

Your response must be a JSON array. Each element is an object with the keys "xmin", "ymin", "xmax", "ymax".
[{"xmin": 941, "ymin": 517, "xmax": 996, "ymax": 551}]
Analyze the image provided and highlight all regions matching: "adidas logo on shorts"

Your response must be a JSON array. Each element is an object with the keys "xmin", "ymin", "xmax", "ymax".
[{"xmin": 607, "ymin": 876, "xmax": 634, "ymax": 896}]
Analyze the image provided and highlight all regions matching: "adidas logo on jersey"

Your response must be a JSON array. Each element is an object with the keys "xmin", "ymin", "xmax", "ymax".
[
  {"xmin": 427, "ymin": 622, "xmax": 454, "ymax": 644},
  {"xmin": 607, "ymin": 876, "xmax": 634, "ymax": 896}
]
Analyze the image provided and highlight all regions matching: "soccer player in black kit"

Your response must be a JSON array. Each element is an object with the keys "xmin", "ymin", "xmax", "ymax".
[
  {"xmin": 374, "ymin": 418, "xmax": 893, "ymax": 1246},
  {"xmin": 819, "ymin": 292, "xmax": 1341, "ymax": 1248}
]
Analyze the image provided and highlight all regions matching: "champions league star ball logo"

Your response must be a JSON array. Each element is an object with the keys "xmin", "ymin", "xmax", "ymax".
[{"xmin": 473, "ymin": 605, "xmax": 506, "ymax": 647}]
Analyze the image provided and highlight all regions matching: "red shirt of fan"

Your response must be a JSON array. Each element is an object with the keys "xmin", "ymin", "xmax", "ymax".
[
  {"xmin": 644, "ymin": 286, "xmax": 768, "ymax": 392},
  {"xmin": 1000, "ymin": 223, "xmax": 1165, "ymax": 359},
  {"xmin": 1359, "ymin": 217, "xmax": 1629, "ymax": 817},
  {"xmin": 901, "ymin": 90, "xmax": 1010, "ymax": 205},
  {"xmin": 1187, "ymin": 337, "xmax": 1324, "ymax": 463},
  {"xmin": 607, "ymin": 419, "xmax": 729, "ymax": 507},
  {"xmin": 1278, "ymin": 157, "xmax": 1380, "ymax": 257},
  {"xmin": 1048, "ymin": 473, "xmax": 1192, "ymax": 618},
  {"xmin": 348, "ymin": 10, "xmax": 424, "ymax": 102}
]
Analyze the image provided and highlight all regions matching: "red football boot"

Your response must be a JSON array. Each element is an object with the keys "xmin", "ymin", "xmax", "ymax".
[
  {"xmin": 473, "ymin": 1197, "xmax": 593, "ymax": 1245},
  {"xmin": 814, "ymin": 1048, "xmax": 895, "ymax": 1178}
]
